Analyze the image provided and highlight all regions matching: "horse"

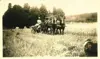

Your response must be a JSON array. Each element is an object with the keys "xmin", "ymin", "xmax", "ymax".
[{"xmin": 56, "ymin": 20, "xmax": 65, "ymax": 34}]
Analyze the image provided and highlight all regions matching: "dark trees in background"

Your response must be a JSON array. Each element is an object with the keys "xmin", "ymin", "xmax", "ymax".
[
  {"xmin": 3, "ymin": 3, "xmax": 49, "ymax": 28},
  {"xmin": 86, "ymin": 13, "xmax": 97, "ymax": 22},
  {"xmin": 65, "ymin": 12, "xmax": 97, "ymax": 22},
  {"xmin": 40, "ymin": 4, "xmax": 48, "ymax": 22},
  {"xmin": 53, "ymin": 7, "xmax": 65, "ymax": 20},
  {"xmin": 3, "ymin": 4, "xmax": 29, "ymax": 28},
  {"xmin": 29, "ymin": 7, "xmax": 40, "ymax": 26}
]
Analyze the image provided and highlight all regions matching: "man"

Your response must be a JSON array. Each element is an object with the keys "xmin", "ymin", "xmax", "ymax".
[
  {"xmin": 33, "ymin": 17, "xmax": 42, "ymax": 33},
  {"xmin": 83, "ymin": 39, "xmax": 97, "ymax": 56},
  {"xmin": 37, "ymin": 17, "xmax": 42, "ymax": 24}
]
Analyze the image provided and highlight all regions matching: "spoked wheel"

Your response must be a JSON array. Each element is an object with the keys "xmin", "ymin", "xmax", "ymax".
[{"xmin": 31, "ymin": 29, "xmax": 35, "ymax": 34}]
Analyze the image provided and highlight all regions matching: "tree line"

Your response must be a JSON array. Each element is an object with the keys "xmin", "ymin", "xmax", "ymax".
[{"xmin": 3, "ymin": 3, "xmax": 65, "ymax": 28}]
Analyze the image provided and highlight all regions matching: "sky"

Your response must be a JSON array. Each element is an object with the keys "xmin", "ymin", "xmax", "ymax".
[{"xmin": 0, "ymin": 0, "xmax": 99, "ymax": 17}]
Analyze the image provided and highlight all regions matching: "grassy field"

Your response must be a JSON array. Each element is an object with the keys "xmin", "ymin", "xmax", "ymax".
[{"xmin": 3, "ymin": 22, "xmax": 97, "ymax": 57}]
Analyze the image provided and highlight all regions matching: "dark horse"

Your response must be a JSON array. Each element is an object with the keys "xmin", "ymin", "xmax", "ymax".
[
  {"xmin": 56, "ymin": 20, "xmax": 65, "ymax": 34},
  {"xmin": 40, "ymin": 22, "xmax": 47, "ymax": 33},
  {"xmin": 41, "ymin": 20, "xmax": 53, "ymax": 34},
  {"xmin": 52, "ymin": 19, "xmax": 56, "ymax": 34}
]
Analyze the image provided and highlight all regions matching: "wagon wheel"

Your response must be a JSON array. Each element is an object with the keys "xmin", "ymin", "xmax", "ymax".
[
  {"xmin": 31, "ymin": 29, "xmax": 35, "ymax": 34},
  {"xmin": 31, "ymin": 27, "xmax": 37, "ymax": 34}
]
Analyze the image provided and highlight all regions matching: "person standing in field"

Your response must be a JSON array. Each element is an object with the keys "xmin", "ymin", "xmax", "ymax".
[{"xmin": 34, "ymin": 17, "xmax": 42, "ymax": 33}]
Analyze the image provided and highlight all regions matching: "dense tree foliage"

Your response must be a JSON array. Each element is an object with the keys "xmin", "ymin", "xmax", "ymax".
[
  {"xmin": 40, "ymin": 4, "xmax": 48, "ymax": 21},
  {"xmin": 65, "ymin": 13, "xmax": 97, "ymax": 22},
  {"xmin": 3, "ymin": 4, "xmax": 29, "ymax": 28},
  {"xmin": 29, "ymin": 7, "xmax": 40, "ymax": 26},
  {"xmin": 86, "ymin": 13, "xmax": 97, "ymax": 22},
  {"xmin": 3, "ymin": 3, "xmax": 49, "ymax": 28},
  {"xmin": 53, "ymin": 7, "xmax": 65, "ymax": 20}
]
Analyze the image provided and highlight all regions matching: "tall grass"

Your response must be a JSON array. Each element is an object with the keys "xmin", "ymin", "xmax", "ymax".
[{"xmin": 3, "ymin": 22, "xmax": 97, "ymax": 57}]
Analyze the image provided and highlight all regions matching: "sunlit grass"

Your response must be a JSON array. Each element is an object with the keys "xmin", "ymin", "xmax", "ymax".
[{"xmin": 3, "ymin": 22, "xmax": 97, "ymax": 57}]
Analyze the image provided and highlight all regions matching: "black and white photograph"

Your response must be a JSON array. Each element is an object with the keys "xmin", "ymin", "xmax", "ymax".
[{"xmin": 0, "ymin": 0, "xmax": 99, "ymax": 58}]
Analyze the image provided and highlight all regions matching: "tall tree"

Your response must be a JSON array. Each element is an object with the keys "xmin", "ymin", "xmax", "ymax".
[
  {"xmin": 3, "ymin": 5, "xmax": 29, "ymax": 28},
  {"xmin": 53, "ymin": 7, "xmax": 57, "ymax": 15},
  {"xmin": 53, "ymin": 7, "xmax": 65, "ymax": 20},
  {"xmin": 23, "ymin": 3, "xmax": 30, "ymax": 13},
  {"xmin": 8, "ymin": 3, "xmax": 12, "ymax": 10},
  {"xmin": 29, "ymin": 7, "xmax": 40, "ymax": 25},
  {"xmin": 40, "ymin": 4, "xmax": 48, "ymax": 21}
]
